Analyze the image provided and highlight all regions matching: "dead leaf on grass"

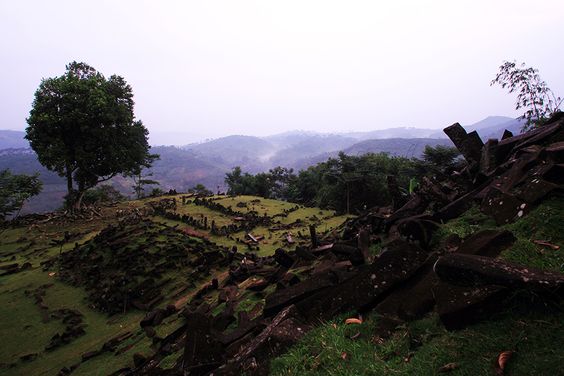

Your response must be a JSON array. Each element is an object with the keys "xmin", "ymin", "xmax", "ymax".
[
  {"xmin": 496, "ymin": 350, "xmax": 513, "ymax": 374},
  {"xmin": 345, "ymin": 318, "xmax": 363, "ymax": 325},
  {"xmin": 371, "ymin": 335, "xmax": 385, "ymax": 345},
  {"xmin": 438, "ymin": 362, "xmax": 459, "ymax": 373},
  {"xmin": 533, "ymin": 240, "xmax": 560, "ymax": 250},
  {"xmin": 348, "ymin": 331, "xmax": 361, "ymax": 340}
]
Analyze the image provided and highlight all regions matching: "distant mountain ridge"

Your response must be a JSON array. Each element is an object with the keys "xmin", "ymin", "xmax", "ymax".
[
  {"xmin": 0, "ymin": 115, "xmax": 525, "ymax": 214},
  {"xmin": 0, "ymin": 115, "xmax": 523, "ymax": 150},
  {"xmin": 0, "ymin": 130, "xmax": 29, "ymax": 149}
]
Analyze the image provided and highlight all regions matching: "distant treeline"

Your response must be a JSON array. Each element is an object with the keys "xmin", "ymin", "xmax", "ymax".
[{"xmin": 224, "ymin": 146, "xmax": 461, "ymax": 214}]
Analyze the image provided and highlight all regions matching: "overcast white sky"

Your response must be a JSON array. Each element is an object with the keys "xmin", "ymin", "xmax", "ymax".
[{"xmin": 1, "ymin": 1, "xmax": 562, "ymax": 143}]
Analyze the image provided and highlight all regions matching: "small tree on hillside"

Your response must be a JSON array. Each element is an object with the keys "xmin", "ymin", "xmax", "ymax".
[
  {"xmin": 130, "ymin": 162, "xmax": 160, "ymax": 199},
  {"xmin": 224, "ymin": 166, "xmax": 256, "ymax": 195},
  {"xmin": 26, "ymin": 62, "xmax": 158, "ymax": 210},
  {"xmin": 422, "ymin": 145, "xmax": 460, "ymax": 169},
  {"xmin": 188, "ymin": 184, "xmax": 213, "ymax": 196},
  {"xmin": 0, "ymin": 169, "xmax": 42, "ymax": 221},
  {"xmin": 491, "ymin": 61, "xmax": 562, "ymax": 130},
  {"xmin": 132, "ymin": 172, "xmax": 160, "ymax": 199},
  {"xmin": 81, "ymin": 185, "xmax": 126, "ymax": 206}
]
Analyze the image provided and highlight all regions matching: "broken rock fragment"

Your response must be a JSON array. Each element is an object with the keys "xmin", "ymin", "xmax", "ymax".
[
  {"xmin": 296, "ymin": 240, "xmax": 429, "ymax": 322},
  {"xmin": 434, "ymin": 254, "xmax": 564, "ymax": 293}
]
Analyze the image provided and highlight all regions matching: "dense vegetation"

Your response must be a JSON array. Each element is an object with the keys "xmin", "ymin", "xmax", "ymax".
[{"xmin": 225, "ymin": 146, "xmax": 460, "ymax": 214}]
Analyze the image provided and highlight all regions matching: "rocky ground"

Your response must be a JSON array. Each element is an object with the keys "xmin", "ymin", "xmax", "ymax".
[{"xmin": 1, "ymin": 114, "xmax": 563, "ymax": 375}]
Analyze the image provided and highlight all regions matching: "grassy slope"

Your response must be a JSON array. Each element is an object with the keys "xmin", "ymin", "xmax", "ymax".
[
  {"xmin": 0, "ymin": 195, "xmax": 350, "ymax": 375},
  {"xmin": 153, "ymin": 195, "xmax": 351, "ymax": 256},
  {"xmin": 271, "ymin": 198, "xmax": 564, "ymax": 376},
  {"xmin": 0, "ymin": 214, "xmax": 150, "ymax": 376},
  {"xmin": 5, "ymin": 195, "xmax": 560, "ymax": 375}
]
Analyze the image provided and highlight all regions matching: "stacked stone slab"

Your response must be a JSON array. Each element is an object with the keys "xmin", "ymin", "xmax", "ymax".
[{"xmin": 130, "ymin": 115, "xmax": 564, "ymax": 375}]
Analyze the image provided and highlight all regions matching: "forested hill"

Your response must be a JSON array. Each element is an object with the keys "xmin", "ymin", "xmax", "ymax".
[
  {"xmin": 0, "ymin": 138, "xmax": 452, "ymax": 214},
  {"xmin": 0, "ymin": 116, "xmax": 522, "ymax": 214},
  {"xmin": 0, "ymin": 130, "xmax": 30, "ymax": 149}
]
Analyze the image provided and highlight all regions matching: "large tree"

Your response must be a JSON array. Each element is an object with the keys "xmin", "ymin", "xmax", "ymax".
[{"xmin": 26, "ymin": 62, "xmax": 157, "ymax": 209}]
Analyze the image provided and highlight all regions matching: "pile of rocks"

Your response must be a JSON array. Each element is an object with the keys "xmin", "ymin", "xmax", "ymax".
[
  {"xmin": 56, "ymin": 220, "xmax": 232, "ymax": 315},
  {"xmin": 86, "ymin": 115, "xmax": 561, "ymax": 375}
]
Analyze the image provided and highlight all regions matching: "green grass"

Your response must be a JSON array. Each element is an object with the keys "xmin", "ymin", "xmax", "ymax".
[
  {"xmin": 501, "ymin": 197, "xmax": 564, "ymax": 272},
  {"xmin": 0, "ymin": 266, "xmax": 146, "ymax": 376},
  {"xmin": 272, "ymin": 198, "xmax": 564, "ymax": 375},
  {"xmin": 6, "ymin": 194, "xmax": 559, "ymax": 375},
  {"xmin": 431, "ymin": 206, "xmax": 497, "ymax": 247},
  {"xmin": 158, "ymin": 352, "xmax": 180, "ymax": 370},
  {"xmin": 433, "ymin": 197, "xmax": 564, "ymax": 272},
  {"xmin": 271, "ymin": 307, "xmax": 564, "ymax": 376},
  {"xmin": 153, "ymin": 195, "xmax": 351, "ymax": 256},
  {"xmin": 0, "ymin": 210, "xmax": 186, "ymax": 375}
]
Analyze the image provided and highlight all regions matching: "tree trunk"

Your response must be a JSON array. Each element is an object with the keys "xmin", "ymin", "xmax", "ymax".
[
  {"xmin": 346, "ymin": 183, "xmax": 350, "ymax": 215},
  {"xmin": 75, "ymin": 190, "xmax": 85, "ymax": 211},
  {"xmin": 74, "ymin": 179, "xmax": 86, "ymax": 212},
  {"xmin": 65, "ymin": 164, "xmax": 73, "ymax": 196},
  {"xmin": 65, "ymin": 164, "xmax": 77, "ymax": 212}
]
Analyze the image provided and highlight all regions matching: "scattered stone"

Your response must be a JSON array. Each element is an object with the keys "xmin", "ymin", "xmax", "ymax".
[
  {"xmin": 457, "ymin": 230, "xmax": 516, "ymax": 258},
  {"xmin": 330, "ymin": 243, "xmax": 365, "ymax": 265},
  {"xmin": 297, "ymin": 240, "xmax": 429, "ymax": 322},
  {"xmin": 182, "ymin": 311, "xmax": 223, "ymax": 375},
  {"xmin": 19, "ymin": 353, "xmax": 38, "ymax": 362},
  {"xmin": 358, "ymin": 226, "xmax": 371, "ymax": 262},
  {"xmin": 45, "ymin": 309, "xmax": 86, "ymax": 351},
  {"xmin": 264, "ymin": 268, "xmax": 342, "ymax": 317},
  {"xmin": 375, "ymin": 255, "xmax": 439, "ymax": 321},
  {"xmin": 273, "ymin": 248, "xmax": 295, "ymax": 268},
  {"xmin": 133, "ymin": 353, "xmax": 147, "ymax": 368},
  {"xmin": 443, "ymin": 122, "xmax": 484, "ymax": 167},
  {"xmin": 434, "ymin": 254, "xmax": 564, "ymax": 293},
  {"xmin": 434, "ymin": 283, "xmax": 509, "ymax": 330},
  {"xmin": 220, "ymin": 305, "xmax": 308, "ymax": 375},
  {"xmin": 295, "ymin": 246, "xmax": 316, "ymax": 261},
  {"xmin": 57, "ymin": 220, "xmax": 228, "ymax": 314},
  {"xmin": 309, "ymin": 225, "xmax": 318, "ymax": 249},
  {"xmin": 81, "ymin": 350, "xmax": 102, "ymax": 362}
]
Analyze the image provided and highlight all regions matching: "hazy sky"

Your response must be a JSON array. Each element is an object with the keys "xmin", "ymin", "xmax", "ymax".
[{"xmin": 1, "ymin": 1, "xmax": 562, "ymax": 143}]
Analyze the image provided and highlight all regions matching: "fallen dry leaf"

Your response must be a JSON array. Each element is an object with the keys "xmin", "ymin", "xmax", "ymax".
[
  {"xmin": 438, "ymin": 362, "xmax": 459, "ymax": 373},
  {"xmin": 533, "ymin": 240, "xmax": 560, "ymax": 250},
  {"xmin": 348, "ymin": 331, "xmax": 361, "ymax": 340},
  {"xmin": 345, "ymin": 318, "xmax": 363, "ymax": 325},
  {"xmin": 331, "ymin": 323, "xmax": 337, "ymax": 329},
  {"xmin": 48, "ymin": 272, "xmax": 56, "ymax": 277},
  {"xmin": 497, "ymin": 351, "xmax": 513, "ymax": 372},
  {"xmin": 341, "ymin": 351, "xmax": 348, "ymax": 361},
  {"xmin": 371, "ymin": 335, "xmax": 385, "ymax": 345}
]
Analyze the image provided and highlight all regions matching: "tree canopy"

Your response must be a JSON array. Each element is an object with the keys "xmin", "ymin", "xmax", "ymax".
[
  {"xmin": 225, "ymin": 152, "xmax": 419, "ymax": 214},
  {"xmin": 225, "ymin": 166, "xmax": 294, "ymax": 199},
  {"xmin": 26, "ymin": 62, "xmax": 157, "ymax": 209},
  {"xmin": 422, "ymin": 145, "xmax": 460, "ymax": 168}
]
